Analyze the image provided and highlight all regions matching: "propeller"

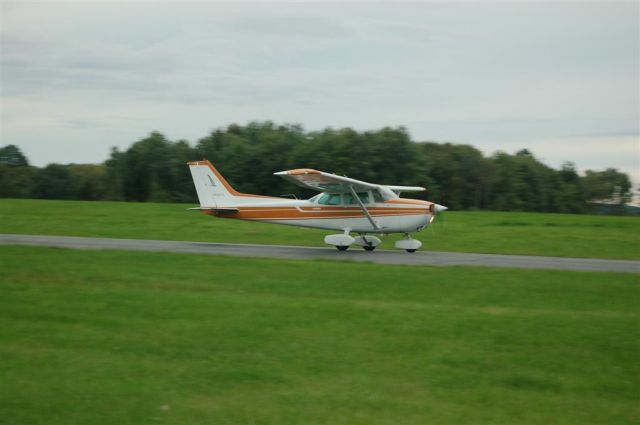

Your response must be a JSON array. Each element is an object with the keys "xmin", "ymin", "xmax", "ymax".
[
  {"xmin": 428, "ymin": 203, "xmax": 448, "ymax": 234},
  {"xmin": 434, "ymin": 204, "xmax": 448, "ymax": 213}
]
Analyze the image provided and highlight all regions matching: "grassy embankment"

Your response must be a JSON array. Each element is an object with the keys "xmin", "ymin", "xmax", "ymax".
[
  {"xmin": 1, "ymin": 198, "xmax": 639, "ymax": 259},
  {"xmin": 1, "ymin": 246, "xmax": 638, "ymax": 424}
]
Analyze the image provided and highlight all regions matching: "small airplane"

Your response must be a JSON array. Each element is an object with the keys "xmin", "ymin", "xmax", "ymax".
[{"xmin": 188, "ymin": 160, "xmax": 447, "ymax": 252}]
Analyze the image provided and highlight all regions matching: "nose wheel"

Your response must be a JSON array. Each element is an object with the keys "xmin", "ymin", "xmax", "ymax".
[{"xmin": 395, "ymin": 234, "xmax": 422, "ymax": 253}]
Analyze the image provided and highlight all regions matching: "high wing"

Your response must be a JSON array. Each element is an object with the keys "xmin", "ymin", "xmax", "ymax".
[
  {"xmin": 387, "ymin": 185, "xmax": 426, "ymax": 194},
  {"xmin": 274, "ymin": 169, "xmax": 378, "ymax": 192},
  {"xmin": 274, "ymin": 168, "xmax": 425, "ymax": 194}
]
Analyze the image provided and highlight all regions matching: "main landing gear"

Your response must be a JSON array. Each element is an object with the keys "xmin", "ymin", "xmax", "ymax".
[
  {"xmin": 325, "ymin": 230, "xmax": 420, "ymax": 253},
  {"xmin": 324, "ymin": 230, "xmax": 355, "ymax": 252},
  {"xmin": 355, "ymin": 234, "xmax": 381, "ymax": 251},
  {"xmin": 324, "ymin": 231, "xmax": 383, "ymax": 252}
]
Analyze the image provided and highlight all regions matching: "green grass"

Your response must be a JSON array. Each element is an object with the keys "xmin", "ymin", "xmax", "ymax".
[
  {"xmin": 1, "ymin": 246, "xmax": 639, "ymax": 424},
  {"xmin": 1, "ymin": 198, "xmax": 639, "ymax": 259}
]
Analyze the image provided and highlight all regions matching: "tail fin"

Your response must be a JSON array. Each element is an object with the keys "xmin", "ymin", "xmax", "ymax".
[{"xmin": 187, "ymin": 160, "xmax": 240, "ymax": 207}]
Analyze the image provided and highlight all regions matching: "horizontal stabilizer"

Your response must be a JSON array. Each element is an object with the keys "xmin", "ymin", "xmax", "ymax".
[{"xmin": 187, "ymin": 207, "xmax": 239, "ymax": 213}]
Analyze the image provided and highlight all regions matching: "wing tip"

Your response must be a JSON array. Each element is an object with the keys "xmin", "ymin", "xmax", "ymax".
[
  {"xmin": 187, "ymin": 159, "xmax": 212, "ymax": 166},
  {"xmin": 387, "ymin": 185, "xmax": 426, "ymax": 192}
]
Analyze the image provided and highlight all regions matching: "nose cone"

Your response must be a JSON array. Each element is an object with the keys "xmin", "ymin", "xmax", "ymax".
[{"xmin": 434, "ymin": 204, "xmax": 448, "ymax": 213}]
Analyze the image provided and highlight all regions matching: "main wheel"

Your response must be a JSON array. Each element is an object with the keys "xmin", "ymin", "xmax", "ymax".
[
  {"xmin": 406, "ymin": 249, "xmax": 416, "ymax": 253},
  {"xmin": 336, "ymin": 245, "xmax": 349, "ymax": 251},
  {"xmin": 363, "ymin": 246, "xmax": 376, "ymax": 252}
]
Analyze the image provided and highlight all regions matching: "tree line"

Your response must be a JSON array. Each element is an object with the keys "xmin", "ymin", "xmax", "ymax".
[{"xmin": 0, "ymin": 121, "xmax": 633, "ymax": 213}]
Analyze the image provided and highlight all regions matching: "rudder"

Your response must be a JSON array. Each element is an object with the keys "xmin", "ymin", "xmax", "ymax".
[{"xmin": 188, "ymin": 160, "xmax": 238, "ymax": 207}]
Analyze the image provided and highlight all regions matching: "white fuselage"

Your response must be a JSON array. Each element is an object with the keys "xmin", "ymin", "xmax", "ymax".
[{"xmin": 204, "ymin": 196, "xmax": 433, "ymax": 234}]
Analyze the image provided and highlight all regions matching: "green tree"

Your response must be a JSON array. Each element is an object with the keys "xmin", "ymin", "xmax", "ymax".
[
  {"xmin": 103, "ymin": 147, "xmax": 125, "ymax": 200},
  {"xmin": 582, "ymin": 168, "xmax": 632, "ymax": 204},
  {"xmin": 2, "ymin": 123, "xmax": 634, "ymax": 214},
  {"xmin": 418, "ymin": 142, "xmax": 490, "ymax": 209},
  {"xmin": 32, "ymin": 164, "xmax": 74, "ymax": 199},
  {"xmin": 556, "ymin": 162, "xmax": 586, "ymax": 213},
  {"xmin": 0, "ymin": 145, "xmax": 29, "ymax": 166},
  {"xmin": 105, "ymin": 132, "xmax": 199, "ymax": 202},
  {"xmin": 0, "ymin": 165, "xmax": 36, "ymax": 198},
  {"xmin": 68, "ymin": 164, "xmax": 107, "ymax": 200},
  {"xmin": 0, "ymin": 145, "xmax": 35, "ymax": 198}
]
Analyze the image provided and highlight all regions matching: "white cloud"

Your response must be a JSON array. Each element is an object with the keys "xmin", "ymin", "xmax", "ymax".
[{"xmin": 1, "ymin": 1, "xmax": 638, "ymax": 184}]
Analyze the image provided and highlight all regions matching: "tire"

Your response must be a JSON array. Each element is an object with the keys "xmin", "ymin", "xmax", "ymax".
[
  {"xmin": 406, "ymin": 249, "xmax": 416, "ymax": 253},
  {"xmin": 363, "ymin": 246, "xmax": 376, "ymax": 252},
  {"xmin": 336, "ymin": 246, "xmax": 349, "ymax": 251}
]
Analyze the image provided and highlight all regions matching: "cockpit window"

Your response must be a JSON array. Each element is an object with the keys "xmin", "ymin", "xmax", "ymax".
[
  {"xmin": 343, "ymin": 192, "xmax": 370, "ymax": 205},
  {"xmin": 356, "ymin": 192, "xmax": 370, "ymax": 204},
  {"xmin": 317, "ymin": 192, "xmax": 375, "ymax": 205},
  {"xmin": 318, "ymin": 193, "xmax": 341, "ymax": 205}
]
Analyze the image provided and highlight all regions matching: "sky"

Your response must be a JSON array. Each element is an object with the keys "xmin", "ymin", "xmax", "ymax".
[{"xmin": 1, "ymin": 1, "xmax": 638, "ymax": 184}]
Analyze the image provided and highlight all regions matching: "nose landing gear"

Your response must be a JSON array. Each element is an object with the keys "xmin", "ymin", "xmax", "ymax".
[{"xmin": 395, "ymin": 233, "xmax": 422, "ymax": 253}]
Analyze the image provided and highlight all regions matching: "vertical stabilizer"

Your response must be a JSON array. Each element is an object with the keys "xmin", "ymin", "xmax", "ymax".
[{"xmin": 188, "ymin": 160, "xmax": 237, "ymax": 207}]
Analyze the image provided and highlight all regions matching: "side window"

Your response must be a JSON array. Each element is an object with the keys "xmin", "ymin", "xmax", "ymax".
[
  {"xmin": 319, "ymin": 193, "xmax": 341, "ymax": 205},
  {"xmin": 356, "ymin": 192, "xmax": 370, "ymax": 204},
  {"xmin": 327, "ymin": 194, "xmax": 341, "ymax": 205},
  {"xmin": 342, "ymin": 192, "xmax": 371, "ymax": 205},
  {"xmin": 372, "ymin": 191, "xmax": 384, "ymax": 203}
]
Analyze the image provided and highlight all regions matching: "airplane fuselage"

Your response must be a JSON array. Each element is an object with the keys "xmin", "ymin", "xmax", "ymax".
[{"xmin": 202, "ymin": 197, "xmax": 433, "ymax": 234}]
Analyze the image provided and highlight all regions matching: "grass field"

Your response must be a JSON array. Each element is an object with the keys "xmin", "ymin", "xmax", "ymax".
[
  {"xmin": 1, "ymin": 246, "xmax": 638, "ymax": 424},
  {"xmin": 1, "ymin": 199, "xmax": 639, "ymax": 259}
]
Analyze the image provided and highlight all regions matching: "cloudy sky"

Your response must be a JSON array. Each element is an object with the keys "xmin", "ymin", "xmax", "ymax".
[{"xmin": 1, "ymin": 1, "xmax": 638, "ymax": 183}]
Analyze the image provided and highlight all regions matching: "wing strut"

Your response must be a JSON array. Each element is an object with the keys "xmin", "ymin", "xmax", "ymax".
[{"xmin": 349, "ymin": 185, "xmax": 380, "ymax": 231}]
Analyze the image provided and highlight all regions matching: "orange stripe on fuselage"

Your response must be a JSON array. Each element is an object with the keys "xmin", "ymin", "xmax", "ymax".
[{"xmin": 203, "ymin": 205, "xmax": 430, "ymax": 220}]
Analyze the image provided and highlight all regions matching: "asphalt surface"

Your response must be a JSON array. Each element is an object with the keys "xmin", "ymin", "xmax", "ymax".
[{"xmin": 2, "ymin": 233, "xmax": 639, "ymax": 273}]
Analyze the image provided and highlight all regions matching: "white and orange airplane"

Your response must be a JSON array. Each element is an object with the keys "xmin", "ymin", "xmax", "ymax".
[{"xmin": 188, "ymin": 160, "xmax": 447, "ymax": 252}]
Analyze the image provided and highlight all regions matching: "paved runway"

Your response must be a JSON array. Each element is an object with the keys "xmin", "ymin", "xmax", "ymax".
[{"xmin": 1, "ymin": 233, "xmax": 639, "ymax": 273}]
